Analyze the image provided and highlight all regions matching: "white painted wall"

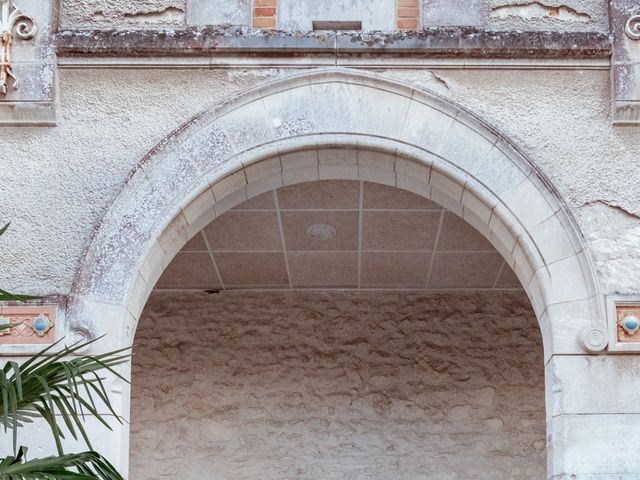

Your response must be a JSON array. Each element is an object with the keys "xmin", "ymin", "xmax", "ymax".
[{"xmin": 130, "ymin": 291, "xmax": 546, "ymax": 479}]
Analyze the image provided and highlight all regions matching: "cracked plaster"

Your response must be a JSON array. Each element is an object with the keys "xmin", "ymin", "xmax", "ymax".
[
  {"xmin": 487, "ymin": 0, "xmax": 608, "ymax": 32},
  {"xmin": 0, "ymin": 66, "xmax": 637, "ymax": 299},
  {"xmin": 387, "ymin": 68, "xmax": 640, "ymax": 294},
  {"xmin": 576, "ymin": 203, "xmax": 640, "ymax": 295},
  {"xmin": 61, "ymin": 0, "xmax": 186, "ymax": 28},
  {"xmin": 59, "ymin": 0, "xmax": 610, "ymax": 32},
  {"xmin": 422, "ymin": 0, "xmax": 608, "ymax": 32}
]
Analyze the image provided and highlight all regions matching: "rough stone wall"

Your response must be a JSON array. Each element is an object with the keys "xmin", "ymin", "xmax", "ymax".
[{"xmin": 130, "ymin": 291, "xmax": 545, "ymax": 479}]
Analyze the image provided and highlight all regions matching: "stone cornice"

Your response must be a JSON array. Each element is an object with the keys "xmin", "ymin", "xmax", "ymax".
[{"xmin": 54, "ymin": 27, "xmax": 612, "ymax": 59}]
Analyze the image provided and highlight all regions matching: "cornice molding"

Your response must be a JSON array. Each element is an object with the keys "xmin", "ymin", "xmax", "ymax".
[{"xmin": 54, "ymin": 27, "xmax": 612, "ymax": 59}]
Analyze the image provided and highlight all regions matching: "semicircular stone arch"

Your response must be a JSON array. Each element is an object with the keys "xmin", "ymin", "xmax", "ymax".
[{"xmin": 67, "ymin": 68, "xmax": 607, "ymax": 360}]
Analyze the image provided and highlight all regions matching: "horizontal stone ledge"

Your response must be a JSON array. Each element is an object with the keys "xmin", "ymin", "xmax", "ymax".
[{"xmin": 54, "ymin": 26, "xmax": 612, "ymax": 59}]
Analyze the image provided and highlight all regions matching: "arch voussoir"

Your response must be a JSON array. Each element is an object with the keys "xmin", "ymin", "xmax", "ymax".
[{"xmin": 68, "ymin": 68, "xmax": 606, "ymax": 361}]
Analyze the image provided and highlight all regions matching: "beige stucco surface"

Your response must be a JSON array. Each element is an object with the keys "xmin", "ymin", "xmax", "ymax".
[
  {"xmin": 0, "ymin": 67, "xmax": 637, "ymax": 298},
  {"xmin": 130, "ymin": 290, "xmax": 545, "ymax": 479}
]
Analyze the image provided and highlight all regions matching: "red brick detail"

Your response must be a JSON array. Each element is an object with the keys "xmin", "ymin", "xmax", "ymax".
[
  {"xmin": 253, "ymin": 0, "xmax": 277, "ymax": 29},
  {"xmin": 397, "ymin": 0, "xmax": 420, "ymax": 31}
]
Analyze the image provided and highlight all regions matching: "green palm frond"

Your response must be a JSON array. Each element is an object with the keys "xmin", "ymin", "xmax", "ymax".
[
  {"xmin": 1, "ymin": 222, "xmax": 127, "ymax": 479},
  {"xmin": 0, "ymin": 446, "xmax": 123, "ymax": 479},
  {"xmin": 0, "ymin": 289, "xmax": 40, "ymax": 302},
  {"xmin": 0, "ymin": 339, "xmax": 131, "ymax": 456}
]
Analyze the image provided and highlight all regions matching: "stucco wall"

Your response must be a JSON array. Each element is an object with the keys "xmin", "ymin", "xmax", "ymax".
[
  {"xmin": 59, "ymin": 0, "xmax": 609, "ymax": 31},
  {"xmin": 423, "ymin": 0, "xmax": 608, "ymax": 32},
  {"xmin": 61, "ymin": 0, "xmax": 187, "ymax": 28},
  {"xmin": 130, "ymin": 290, "xmax": 545, "ymax": 479},
  {"xmin": 0, "ymin": 67, "xmax": 637, "ymax": 298}
]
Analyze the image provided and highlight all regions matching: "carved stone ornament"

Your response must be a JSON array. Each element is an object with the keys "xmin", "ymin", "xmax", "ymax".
[
  {"xmin": 0, "ymin": 0, "xmax": 37, "ymax": 96},
  {"xmin": 580, "ymin": 327, "xmax": 608, "ymax": 354},
  {"xmin": 0, "ymin": 305, "xmax": 57, "ymax": 347},
  {"xmin": 619, "ymin": 314, "xmax": 640, "ymax": 335},
  {"xmin": 605, "ymin": 296, "xmax": 640, "ymax": 352},
  {"xmin": 29, "ymin": 313, "xmax": 53, "ymax": 337},
  {"xmin": 615, "ymin": 305, "xmax": 640, "ymax": 343},
  {"xmin": 626, "ymin": 15, "xmax": 640, "ymax": 40}
]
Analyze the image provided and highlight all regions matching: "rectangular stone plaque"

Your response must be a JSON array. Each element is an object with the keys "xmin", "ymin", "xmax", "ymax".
[
  {"xmin": 616, "ymin": 305, "xmax": 640, "ymax": 343},
  {"xmin": 0, "ymin": 304, "xmax": 57, "ymax": 345},
  {"xmin": 607, "ymin": 295, "xmax": 640, "ymax": 352}
]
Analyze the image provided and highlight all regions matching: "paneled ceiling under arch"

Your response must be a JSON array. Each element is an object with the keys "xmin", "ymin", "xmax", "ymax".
[{"xmin": 156, "ymin": 180, "xmax": 521, "ymax": 292}]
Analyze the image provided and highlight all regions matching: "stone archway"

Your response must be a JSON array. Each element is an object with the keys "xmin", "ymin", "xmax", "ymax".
[{"xmin": 66, "ymin": 68, "xmax": 607, "ymax": 477}]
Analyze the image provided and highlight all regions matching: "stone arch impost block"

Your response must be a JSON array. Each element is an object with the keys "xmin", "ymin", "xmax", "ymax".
[{"xmin": 66, "ymin": 67, "xmax": 608, "ymax": 359}]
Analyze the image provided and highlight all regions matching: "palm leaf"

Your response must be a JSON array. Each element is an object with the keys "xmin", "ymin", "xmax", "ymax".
[
  {"xmin": 0, "ymin": 446, "xmax": 123, "ymax": 479},
  {"xmin": 0, "ymin": 289, "xmax": 40, "ymax": 302},
  {"xmin": 0, "ymin": 339, "xmax": 131, "ymax": 455},
  {"xmin": 1, "ymin": 223, "xmax": 126, "ymax": 479}
]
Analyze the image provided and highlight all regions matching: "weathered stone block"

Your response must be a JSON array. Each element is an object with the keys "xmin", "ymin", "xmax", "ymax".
[{"xmin": 186, "ymin": 0, "xmax": 250, "ymax": 26}]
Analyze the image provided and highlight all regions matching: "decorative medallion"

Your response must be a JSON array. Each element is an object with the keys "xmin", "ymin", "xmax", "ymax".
[
  {"xmin": 614, "ymin": 303, "xmax": 640, "ymax": 344},
  {"xmin": 0, "ymin": 0, "xmax": 37, "ymax": 96},
  {"xmin": 619, "ymin": 314, "xmax": 640, "ymax": 335},
  {"xmin": 626, "ymin": 15, "xmax": 640, "ymax": 40},
  {"xmin": 0, "ymin": 305, "xmax": 56, "ymax": 345},
  {"xmin": 29, "ymin": 313, "xmax": 52, "ymax": 336}
]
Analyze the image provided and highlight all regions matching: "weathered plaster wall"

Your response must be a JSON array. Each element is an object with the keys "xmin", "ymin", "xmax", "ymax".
[
  {"xmin": 130, "ymin": 290, "xmax": 545, "ymax": 479},
  {"xmin": 386, "ymin": 68, "xmax": 640, "ymax": 294},
  {"xmin": 278, "ymin": 0, "xmax": 396, "ymax": 31},
  {"xmin": 486, "ymin": 0, "xmax": 609, "ymax": 32},
  {"xmin": 0, "ymin": 69, "xmax": 283, "ymax": 294},
  {"xmin": 423, "ymin": 0, "xmax": 608, "ymax": 32},
  {"xmin": 61, "ymin": 0, "xmax": 186, "ymax": 29},
  {"xmin": 59, "ymin": 0, "xmax": 609, "ymax": 31},
  {"xmin": 0, "ymin": 67, "xmax": 638, "ymax": 297}
]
